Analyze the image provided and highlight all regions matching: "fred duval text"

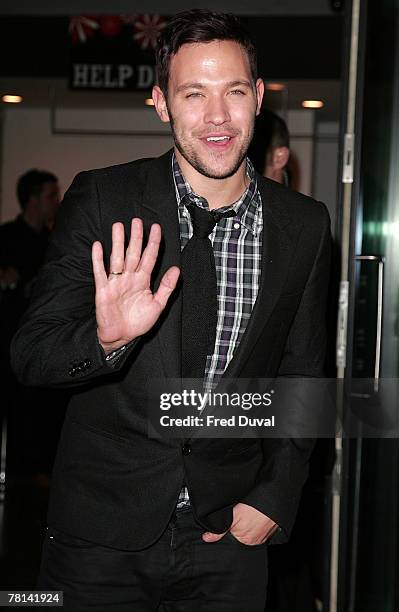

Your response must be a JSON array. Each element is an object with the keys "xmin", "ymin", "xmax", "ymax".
[{"xmin": 159, "ymin": 415, "xmax": 276, "ymax": 428}]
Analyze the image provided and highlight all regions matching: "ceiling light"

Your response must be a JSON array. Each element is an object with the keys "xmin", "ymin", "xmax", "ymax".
[
  {"xmin": 302, "ymin": 100, "xmax": 324, "ymax": 109},
  {"xmin": 145, "ymin": 98, "xmax": 155, "ymax": 106},
  {"xmin": 265, "ymin": 83, "xmax": 286, "ymax": 91},
  {"xmin": 2, "ymin": 94, "xmax": 23, "ymax": 104}
]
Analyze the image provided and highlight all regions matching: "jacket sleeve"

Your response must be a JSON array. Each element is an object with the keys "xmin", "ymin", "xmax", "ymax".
[
  {"xmin": 241, "ymin": 202, "xmax": 333, "ymax": 544},
  {"xmin": 10, "ymin": 171, "xmax": 138, "ymax": 389}
]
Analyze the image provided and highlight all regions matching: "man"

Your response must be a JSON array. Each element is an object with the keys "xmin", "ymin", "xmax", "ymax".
[
  {"xmin": 1, "ymin": 169, "xmax": 60, "ymax": 480},
  {"xmin": 11, "ymin": 10, "xmax": 331, "ymax": 611},
  {"xmin": 0, "ymin": 169, "xmax": 60, "ymax": 301},
  {"xmin": 248, "ymin": 109, "xmax": 290, "ymax": 184}
]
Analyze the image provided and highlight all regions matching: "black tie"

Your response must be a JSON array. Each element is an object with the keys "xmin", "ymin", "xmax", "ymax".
[{"xmin": 181, "ymin": 202, "xmax": 235, "ymax": 380}]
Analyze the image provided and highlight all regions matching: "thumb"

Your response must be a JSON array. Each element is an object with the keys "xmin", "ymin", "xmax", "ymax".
[
  {"xmin": 202, "ymin": 530, "xmax": 227, "ymax": 543},
  {"xmin": 153, "ymin": 266, "xmax": 180, "ymax": 310}
]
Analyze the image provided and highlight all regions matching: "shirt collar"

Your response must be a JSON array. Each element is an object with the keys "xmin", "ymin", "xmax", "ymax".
[{"xmin": 172, "ymin": 152, "xmax": 261, "ymax": 235}]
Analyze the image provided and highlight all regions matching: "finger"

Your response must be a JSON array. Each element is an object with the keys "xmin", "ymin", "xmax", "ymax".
[
  {"xmin": 137, "ymin": 223, "xmax": 162, "ymax": 276},
  {"xmin": 109, "ymin": 222, "xmax": 126, "ymax": 275},
  {"xmin": 268, "ymin": 524, "xmax": 279, "ymax": 538},
  {"xmin": 124, "ymin": 218, "xmax": 143, "ymax": 273},
  {"xmin": 153, "ymin": 266, "xmax": 180, "ymax": 310},
  {"xmin": 92, "ymin": 241, "xmax": 108, "ymax": 290},
  {"xmin": 202, "ymin": 531, "xmax": 227, "ymax": 543}
]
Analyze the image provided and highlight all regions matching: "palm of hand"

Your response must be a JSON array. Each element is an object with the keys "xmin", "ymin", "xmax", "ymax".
[{"xmin": 92, "ymin": 219, "xmax": 180, "ymax": 351}]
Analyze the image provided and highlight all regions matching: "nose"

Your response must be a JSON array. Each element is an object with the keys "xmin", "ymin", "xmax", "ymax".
[{"xmin": 203, "ymin": 94, "xmax": 231, "ymax": 125}]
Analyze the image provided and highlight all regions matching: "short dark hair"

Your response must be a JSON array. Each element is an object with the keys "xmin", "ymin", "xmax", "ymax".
[
  {"xmin": 248, "ymin": 110, "xmax": 290, "ymax": 174},
  {"xmin": 156, "ymin": 9, "xmax": 257, "ymax": 95},
  {"xmin": 16, "ymin": 169, "xmax": 58, "ymax": 211}
]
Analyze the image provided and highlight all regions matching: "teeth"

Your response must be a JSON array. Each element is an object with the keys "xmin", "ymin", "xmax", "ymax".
[{"xmin": 206, "ymin": 136, "xmax": 230, "ymax": 142}]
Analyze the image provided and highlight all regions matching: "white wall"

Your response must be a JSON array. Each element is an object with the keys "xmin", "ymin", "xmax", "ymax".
[
  {"xmin": 0, "ymin": 106, "xmax": 173, "ymax": 222},
  {"xmin": 286, "ymin": 109, "xmax": 315, "ymax": 197},
  {"xmin": 313, "ymin": 120, "xmax": 339, "ymax": 235}
]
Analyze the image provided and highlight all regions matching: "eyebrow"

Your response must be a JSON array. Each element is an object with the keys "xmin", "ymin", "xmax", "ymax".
[{"xmin": 175, "ymin": 80, "xmax": 252, "ymax": 93}]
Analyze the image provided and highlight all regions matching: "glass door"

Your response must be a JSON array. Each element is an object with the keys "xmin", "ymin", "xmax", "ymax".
[{"xmin": 333, "ymin": 0, "xmax": 399, "ymax": 610}]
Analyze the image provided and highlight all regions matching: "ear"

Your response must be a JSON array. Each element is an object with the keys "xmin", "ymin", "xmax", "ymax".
[
  {"xmin": 271, "ymin": 146, "xmax": 290, "ymax": 170},
  {"xmin": 255, "ymin": 78, "xmax": 264, "ymax": 115},
  {"xmin": 152, "ymin": 85, "xmax": 170, "ymax": 123}
]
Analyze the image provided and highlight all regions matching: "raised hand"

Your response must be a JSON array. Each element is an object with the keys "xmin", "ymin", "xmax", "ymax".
[{"xmin": 92, "ymin": 218, "xmax": 180, "ymax": 355}]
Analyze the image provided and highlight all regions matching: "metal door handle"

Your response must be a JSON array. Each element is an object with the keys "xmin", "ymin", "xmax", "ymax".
[{"xmin": 354, "ymin": 255, "xmax": 385, "ymax": 390}]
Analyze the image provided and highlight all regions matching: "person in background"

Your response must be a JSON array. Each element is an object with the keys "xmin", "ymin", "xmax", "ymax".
[
  {"xmin": 0, "ymin": 169, "xmax": 60, "ymax": 301},
  {"xmin": 248, "ymin": 109, "xmax": 290, "ymax": 185},
  {"xmin": 0, "ymin": 169, "xmax": 61, "ymax": 483}
]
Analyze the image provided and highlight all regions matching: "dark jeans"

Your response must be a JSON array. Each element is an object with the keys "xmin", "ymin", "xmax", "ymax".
[{"xmin": 38, "ymin": 507, "xmax": 268, "ymax": 611}]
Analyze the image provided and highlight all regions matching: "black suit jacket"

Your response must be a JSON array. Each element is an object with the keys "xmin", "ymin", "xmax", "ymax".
[{"xmin": 11, "ymin": 149, "xmax": 332, "ymax": 550}]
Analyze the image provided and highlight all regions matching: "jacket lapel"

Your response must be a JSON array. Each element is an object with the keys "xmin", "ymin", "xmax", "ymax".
[
  {"xmin": 221, "ymin": 177, "xmax": 301, "ymax": 381},
  {"xmin": 140, "ymin": 149, "xmax": 182, "ymax": 378}
]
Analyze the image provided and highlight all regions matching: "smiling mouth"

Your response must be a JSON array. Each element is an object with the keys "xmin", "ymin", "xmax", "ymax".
[
  {"xmin": 206, "ymin": 136, "xmax": 231, "ymax": 142},
  {"xmin": 200, "ymin": 135, "xmax": 234, "ymax": 149}
]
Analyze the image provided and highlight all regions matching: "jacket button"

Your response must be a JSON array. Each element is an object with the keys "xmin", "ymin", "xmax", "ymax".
[{"xmin": 182, "ymin": 443, "xmax": 191, "ymax": 456}]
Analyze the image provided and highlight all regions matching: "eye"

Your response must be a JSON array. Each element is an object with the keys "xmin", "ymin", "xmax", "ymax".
[
  {"xmin": 230, "ymin": 89, "xmax": 245, "ymax": 96},
  {"xmin": 186, "ymin": 92, "xmax": 203, "ymax": 98}
]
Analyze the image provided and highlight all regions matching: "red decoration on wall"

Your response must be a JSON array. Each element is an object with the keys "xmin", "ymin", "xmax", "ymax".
[
  {"xmin": 133, "ymin": 14, "xmax": 167, "ymax": 50},
  {"xmin": 99, "ymin": 16, "xmax": 123, "ymax": 38},
  {"xmin": 69, "ymin": 16, "xmax": 99, "ymax": 45},
  {"xmin": 69, "ymin": 14, "xmax": 169, "ymax": 90}
]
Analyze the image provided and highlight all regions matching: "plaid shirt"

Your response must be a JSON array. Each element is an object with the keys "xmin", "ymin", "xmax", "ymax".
[{"xmin": 173, "ymin": 153, "xmax": 263, "ymax": 508}]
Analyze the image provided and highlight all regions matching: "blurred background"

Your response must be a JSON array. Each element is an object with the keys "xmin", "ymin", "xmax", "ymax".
[{"xmin": 0, "ymin": 1, "xmax": 399, "ymax": 611}]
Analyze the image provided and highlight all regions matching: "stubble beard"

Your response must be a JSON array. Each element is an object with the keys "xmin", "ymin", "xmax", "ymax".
[{"xmin": 168, "ymin": 109, "xmax": 255, "ymax": 180}]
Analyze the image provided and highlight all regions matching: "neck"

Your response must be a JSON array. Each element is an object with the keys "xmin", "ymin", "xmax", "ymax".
[
  {"xmin": 175, "ymin": 149, "xmax": 249, "ymax": 210},
  {"xmin": 22, "ymin": 208, "xmax": 44, "ymax": 232},
  {"xmin": 265, "ymin": 167, "xmax": 284, "ymax": 184}
]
